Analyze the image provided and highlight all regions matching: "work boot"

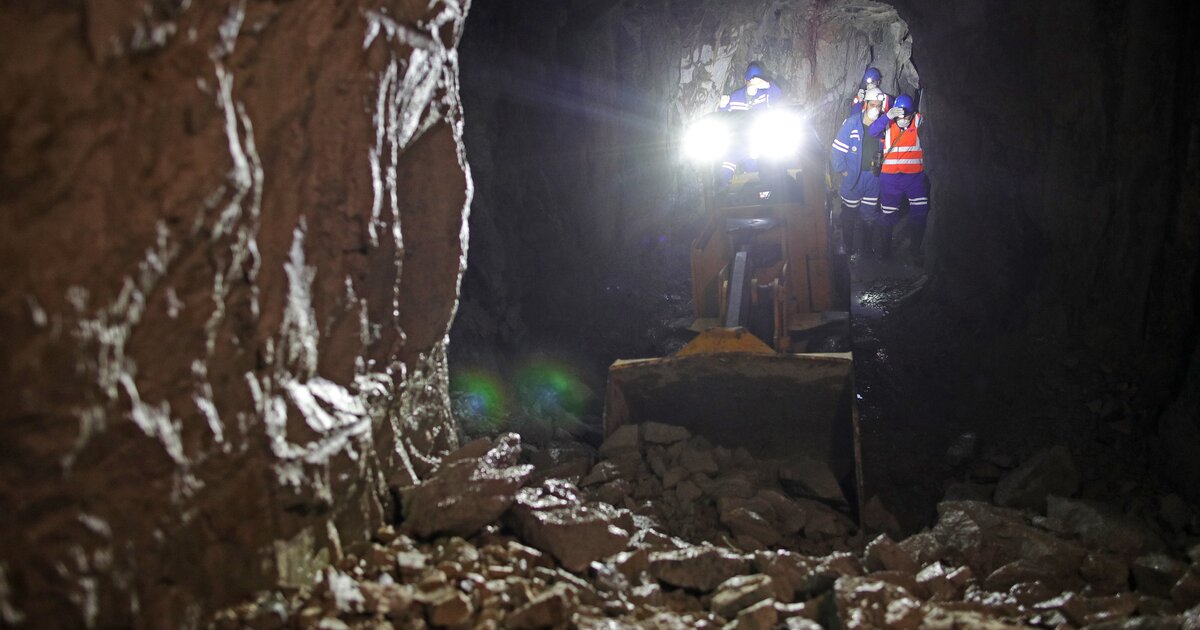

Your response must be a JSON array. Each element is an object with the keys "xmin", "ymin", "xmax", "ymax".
[{"xmin": 878, "ymin": 223, "xmax": 894, "ymax": 260}]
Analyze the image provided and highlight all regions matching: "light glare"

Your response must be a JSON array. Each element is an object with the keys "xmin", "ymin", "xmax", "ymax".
[{"xmin": 682, "ymin": 117, "xmax": 731, "ymax": 163}]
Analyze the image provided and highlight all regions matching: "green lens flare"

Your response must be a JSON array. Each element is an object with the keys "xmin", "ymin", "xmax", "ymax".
[
  {"xmin": 450, "ymin": 371, "xmax": 507, "ymax": 425},
  {"xmin": 515, "ymin": 360, "xmax": 591, "ymax": 415}
]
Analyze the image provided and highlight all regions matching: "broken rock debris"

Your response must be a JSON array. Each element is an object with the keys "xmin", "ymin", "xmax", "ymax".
[{"xmin": 214, "ymin": 427, "xmax": 1200, "ymax": 629}]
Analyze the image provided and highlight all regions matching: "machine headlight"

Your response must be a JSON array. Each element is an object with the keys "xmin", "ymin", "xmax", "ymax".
[
  {"xmin": 749, "ymin": 110, "xmax": 806, "ymax": 160},
  {"xmin": 682, "ymin": 117, "xmax": 731, "ymax": 164}
]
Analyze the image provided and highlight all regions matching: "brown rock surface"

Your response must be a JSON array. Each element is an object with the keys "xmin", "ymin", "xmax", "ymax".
[
  {"xmin": 0, "ymin": 1, "xmax": 471, "ymax": 625},
  {"xmin": 734, "ymin": 598, "xmax": 780, "ymax": 629},
  {"xmin": 401, "ymin": 434, "xmax": 532, "ymax": 538},
  {"xmin": 834, "ymin": 576, "xmax": 924, "ymax": 629},
  {"xmin": 649, "ymin": 547, "xmax": 752, "ymax": 591},
  {"xmin": 710, "ymin": 574, "xmax": 776, "ymax": 619},
  {"xmin": 779, "ymin": 456, "xmax": 848, "ymax": 509},
  {"xmin": 1132, "ymin": 554, "xmax": 1191, "ymax": 599},
  {"xmin": 506, "ymin": 583, "xmax": 575, "ymax": 629},
  {"xmin": 931, "ymin": 500, "xmax": 1088, "ymax": 576},
  {"xmin": 993, "ymin": 446, "xmax": 1081, "ymax": 512},
  {"xmin": 864, "ymin": 534, "xmax": 919, "ymax": 574},
  {"xmin": 506, "ymin": 479, "xmax": 633, "ymax": 572},
  {"xmin": 642, "ymin": 422, "xmax": 691, "ymax": 445},
  {"xmin": 1047, "ymin": 496, "xmax": 1164, "ymax": 556}
]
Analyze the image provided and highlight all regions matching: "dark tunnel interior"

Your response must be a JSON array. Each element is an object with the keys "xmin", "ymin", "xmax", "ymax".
[{"xmin": 1, "ymin": 0, "xmax": 1199, "ymax": 626}]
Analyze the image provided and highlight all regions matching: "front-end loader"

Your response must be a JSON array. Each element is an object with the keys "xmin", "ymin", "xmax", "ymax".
[{"xmin": 603, "ymin": 106, "xmax": 862, "ymax": 515}]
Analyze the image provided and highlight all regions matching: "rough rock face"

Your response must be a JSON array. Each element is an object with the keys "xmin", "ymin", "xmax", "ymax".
[
  {"xmin": 891, "ymin": 0, "xmax": 1200, "ymax": 499},
  {"xmin": 0, "ymin": 1, "xmax": 472, "ymax": 625}
]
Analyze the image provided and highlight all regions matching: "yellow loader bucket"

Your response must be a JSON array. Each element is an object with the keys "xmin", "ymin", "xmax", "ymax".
[{"xmin": 603, "ymin": 328, "xmax": 860, "ymax": 511}]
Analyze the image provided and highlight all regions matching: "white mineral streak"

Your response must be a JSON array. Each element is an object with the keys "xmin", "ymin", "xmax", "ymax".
[{"xmin": 0, "ymin": 565, "xmax": 24, "ymax": 625}]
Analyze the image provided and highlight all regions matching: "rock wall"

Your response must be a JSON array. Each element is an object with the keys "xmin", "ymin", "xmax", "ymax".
[
  {"xmin": 887, "ymin": 0, "xmax": 1200, "ymax": 499},
  {"xmin": 0, "ymin": 1, "xmax": 472, "ymax": 626}
]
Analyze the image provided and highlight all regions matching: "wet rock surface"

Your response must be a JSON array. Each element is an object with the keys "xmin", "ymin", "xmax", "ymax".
[
  {"xmin": 214, "ymin": 426, "xmax": 1200, "ymax": 629},
  {"xmin": 1, "ymin": 1, "xmax": 472, "ymax": 625}
]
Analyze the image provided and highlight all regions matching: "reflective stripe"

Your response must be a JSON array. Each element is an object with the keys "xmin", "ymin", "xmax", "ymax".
[
  {"xmin": 833, "ymin": 145, "xmax": 849, "ymax": 153},
  {"xmin": 722, "ymin": 162, "xmax": 737, "ymax": 171},
  {"xmin": 840, "ymin": 196, "xmax": 861, "ymax": 207},
  {"xmin": 884, "ymin": 158, "xmax": 924, "ymax": 164},
  {"xmin": 910, "ymin": 197, "xmax": 928, "ymax": 202},
  {"xmin": 880, "ymin": 205, "xmax": 899, "ymax": 213},
  {"xmin": 832, "ymin": 139, "xmax": 850, "ymax": 149}
]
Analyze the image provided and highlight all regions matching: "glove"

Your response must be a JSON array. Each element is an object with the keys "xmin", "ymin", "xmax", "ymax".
[
  {"xmin": 718, "ymin": 94, "xmax": 731, "ymax": 109},
  {"xmin": 886, "ymin": 106, "xmax": 905, "ymax": 120},
  {"xmin": 856, "ymin": 88, "xmax": 866, "ymax": 101}
]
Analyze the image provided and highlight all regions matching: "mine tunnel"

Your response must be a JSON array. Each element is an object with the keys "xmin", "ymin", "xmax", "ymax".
[{"xmin": 1, "ymin": 0, "xmax": 1199, "ymax": 627}]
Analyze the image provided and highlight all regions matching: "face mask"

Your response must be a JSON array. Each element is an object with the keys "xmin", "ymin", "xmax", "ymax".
[
  {"xmin": 897, "ymin": 117, "xmax": 910, "ymax": 129},
  {"xmin": 866, "ymin": 107, "xmax": 880, "ymax": 120}
]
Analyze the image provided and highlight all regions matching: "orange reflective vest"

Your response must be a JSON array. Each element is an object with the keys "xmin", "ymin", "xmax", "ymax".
[{"xmin": 881, "ymin": 113, "xmax": 924, "ymax": 175}]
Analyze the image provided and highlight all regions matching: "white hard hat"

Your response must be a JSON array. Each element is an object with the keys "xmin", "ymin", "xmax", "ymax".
[{"xmin": 863, "ymin": 87, "xmax": 884, "ymax": 103}]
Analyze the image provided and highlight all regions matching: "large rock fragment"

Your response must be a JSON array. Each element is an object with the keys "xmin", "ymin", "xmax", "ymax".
[
  {"xmin": 915, "ymin": 562, "xmax": 959, "ymax": 601},
  {"xmin": 721, "ymin": 506, "xmax": 782, "ymax": 547},
  {"xmin": 833, "ymin": 576, "xmax": 923, "ymax": 629},
  {"xmin": 505, "ymin": 583, "xmax": 575, "ymax": 629},
  {"xmin": 1171, "ymin": 570, "xmax": 1200, "ymax": 609},
  {"xmin": 599, "ymin": 425, "xmax": 640, "ymax": 458},
  {"xmin": 993, "ymin": 446, "xmax": 1080, "ymax": 512},
  {"xmin": 754, "ymin": 551, "xmax": 821, "ymax": 602},
  {"xmin": 401, "ymin": 434, "xmax": 532, "ymax": 538},
  {"xmin": 920, "ymin": 605, "xmax": 1027, "ymax": 629},
  {"xmin": 863, "ymin": 495, "xmax": 903, "ymax": 538},
  {"xmin": 1031, "ymin": 592, "xmax": 1138, "ymax": 627},
  {"xmin": 863, "ymin": 534, "xmax": 919, "ymax": 574},
  {"xmin": 1047, "ymin": 496, "xmax": 1164, "ymax": 556},
  {"xmin": 1132, "ymin": 554, "xmax": 1190, "ymax": 599},
  {"xmin": 734, "ymin": 598, "xmax": 779, "ymax": 629},
  {"xmin": 757, "ymin": 490, "xmax": 809, "ymax": 535},
  {"xmin": 930, "ymin": 501, "xmax": 1087, "ymax": 576},
  {"xmin": 1082, "ymin": 551, "xmax": 1132, "ymax": 594},
  {"xmin": 649, "ymin": 547, "xmax": 752, "ymax": 592},
  {"xmin": 793, "ymin": 497, "xmax": 855, "ymax": 540},
  {"xmin": 679, "ymin": 444, "xmax": 720, "ymax": 475},
  {"xmin": 506, "ymin": 479, "xmax": 633, "ymax": 572},
  {"xmin": 710, "ymin": 574, "xmax": 776, "ymax": 619},
  {"xmin": 423, "ymin": 589, "xmax": 473, "ymax": 626},
  {"xmin": 779, "ymin": 456, "xmax": 848, "ymax": 508},
  {"xmin": 642, "ymin": 422, "xmax": 691, "ymax": 445}
]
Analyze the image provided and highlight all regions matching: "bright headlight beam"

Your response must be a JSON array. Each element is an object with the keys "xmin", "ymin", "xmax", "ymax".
[
  {"xmin": 749, "ymin": 110, "xmax": 805, "ymax": 160},
  {"xmin": 682, "ymin": 117, "xmax": 731, "ymax": 163}
]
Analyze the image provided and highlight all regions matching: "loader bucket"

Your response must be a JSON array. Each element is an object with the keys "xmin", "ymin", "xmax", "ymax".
[{"xmin": 603, "ymin": 328, "xmax": 860, "ymax": 513}]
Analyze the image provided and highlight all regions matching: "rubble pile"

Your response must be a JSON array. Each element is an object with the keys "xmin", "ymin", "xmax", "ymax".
[
  {"xmin": 569, "ymin": 422, "xmax": 860, "ymax": 556},
  {"xmin": 213, "ymin": 426, "xmax": 1200, "ymax": 629}
]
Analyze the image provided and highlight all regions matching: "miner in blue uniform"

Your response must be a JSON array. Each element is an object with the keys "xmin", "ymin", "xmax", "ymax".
[
  {"xmin": 717, "ymin": 61, "xmax": 784, "ymax": 189},
  {"xmin": 849, "ymin": 67, "xmax": 891, "ymax": 114},
  {"xmin": 831, "ymin": 86, "xmax": 886, "ymax": 256}
]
